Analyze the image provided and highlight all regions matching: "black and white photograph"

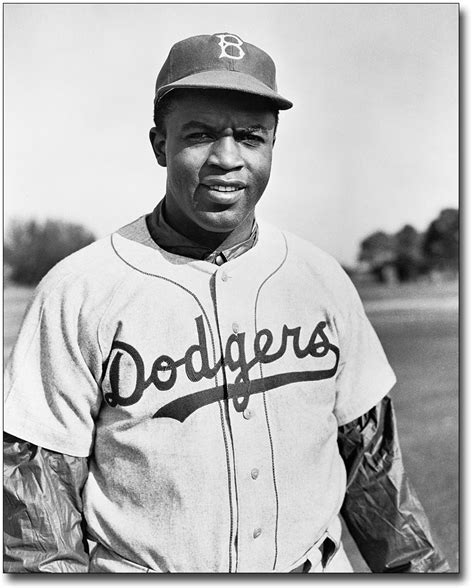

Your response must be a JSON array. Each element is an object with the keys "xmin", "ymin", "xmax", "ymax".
[{"xmin": 3, "ymin": 2, "xmax": 459, "ymax": 575}]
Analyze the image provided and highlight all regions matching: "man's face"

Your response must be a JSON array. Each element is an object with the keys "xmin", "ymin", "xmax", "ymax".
[{"xmin": 150, "ymin": 90, "xmax": 276, "ymax": 237}]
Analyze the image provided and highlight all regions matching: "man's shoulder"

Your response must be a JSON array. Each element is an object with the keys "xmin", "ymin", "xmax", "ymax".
[
  {"xmin": 259, "ymin": 221, "xmax": 361, "ymax": 312},
  {"xmin": 260, "ymin": 221, "xmax": 348, "ymax": 278},
  {"xmin": 36, "ymin": 216, "xmax": 151, "ymax": 301},
  {"xmin": 39, "ymin": 234, "xmax": 117, "ymax": 288}
]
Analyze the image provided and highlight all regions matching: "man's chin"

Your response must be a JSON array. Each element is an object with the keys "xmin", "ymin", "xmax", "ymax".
[{"xmin": 195, "ymin": 209, "xmax": 248, "ymax": 234}]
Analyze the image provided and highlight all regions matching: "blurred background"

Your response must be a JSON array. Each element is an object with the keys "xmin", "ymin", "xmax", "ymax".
[{"xmin": 3, "ymin": 3, "xmax": 459, "ymax": 572}]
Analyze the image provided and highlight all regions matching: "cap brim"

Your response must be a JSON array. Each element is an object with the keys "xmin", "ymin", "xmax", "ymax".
[{"xmin": 155, "ymin": 70, "xmax": 293, "ymax": 110}]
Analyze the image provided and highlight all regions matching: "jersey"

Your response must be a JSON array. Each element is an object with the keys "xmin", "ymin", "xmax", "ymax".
[{"xmin": 4, "ymin": 216, "xmax": 396, "ymax": 573}]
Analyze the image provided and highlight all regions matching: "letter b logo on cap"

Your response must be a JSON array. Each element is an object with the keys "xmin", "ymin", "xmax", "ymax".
[{"xmin": 215, "ymin": 34, "xmax": 245, "ymax": 60}]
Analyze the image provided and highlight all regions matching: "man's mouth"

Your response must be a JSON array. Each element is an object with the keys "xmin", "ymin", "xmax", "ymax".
[
  {"xmin": 206, "ymin": 185, "xmax": 243, "ymax": 193},
  {"xmin": 200, "ymin": 181, "xmax": 246, "ymax": 205}
]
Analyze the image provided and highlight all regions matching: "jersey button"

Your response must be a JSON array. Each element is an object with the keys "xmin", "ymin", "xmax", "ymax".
[
  {"xmin": 243, "ymin": 408, "xmax": 253, "ymax": 420},
  {"xmin": 221, "ymin": 271, "xmax": 228, "ymax": 282},
  {"xmin": 251, "ymin": 468, "xmax": 259, "ymax": 480},
  {"xmin": 253, "ymin": 528, "xmax": 262, "ymax": 539},
  {"xmin": 232, "ymin": 322, "xmax": 239, "ymax": 333}
]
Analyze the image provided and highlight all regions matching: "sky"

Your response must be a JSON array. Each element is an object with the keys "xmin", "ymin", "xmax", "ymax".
[{"xmin": 3, "ymin": 3, "xmax": 458, "ymax": 265}]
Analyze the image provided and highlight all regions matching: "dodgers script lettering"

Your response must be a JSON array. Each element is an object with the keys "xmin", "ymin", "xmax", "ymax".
[{"xmin": 103, "ymin": 316, "xmax": 340, "ymax": 422}]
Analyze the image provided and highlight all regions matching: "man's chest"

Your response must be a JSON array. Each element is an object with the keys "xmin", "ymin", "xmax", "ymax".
[
  {"xmin": 98, "ymin": 269, "xmax": 342, "ymax": 431},
  {"xmin": 85, "ymin": 243, "xmax": 350, "ymax": 572}
]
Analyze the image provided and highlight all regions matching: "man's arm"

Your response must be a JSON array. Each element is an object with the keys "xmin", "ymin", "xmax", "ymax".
[
  {"xmin": 3, "ymin": 433, "xmax": 90, "ymax": 573},
  {"xmin": 337, "ymin": 395, "xmax": 450, "ymax": 573}
]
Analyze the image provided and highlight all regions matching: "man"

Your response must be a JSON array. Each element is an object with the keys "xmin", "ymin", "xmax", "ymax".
[{"xmin": 4, "ymin": 32, "xmax": 449, "ymax": 573}]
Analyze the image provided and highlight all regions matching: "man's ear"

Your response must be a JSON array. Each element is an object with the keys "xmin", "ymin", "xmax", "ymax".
[{"xmin": 149, "ymin": 127, "xmax": 167, "ymax": 167}]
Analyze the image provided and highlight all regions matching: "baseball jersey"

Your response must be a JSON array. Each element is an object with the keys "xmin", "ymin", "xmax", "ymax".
[{"xmin": 4, "ymin": 216, "xmax": 396, "ymax": 573}]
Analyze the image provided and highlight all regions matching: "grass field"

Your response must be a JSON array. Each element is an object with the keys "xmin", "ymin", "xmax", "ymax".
[
  {"xmin": 344, "ymin": 278, "xmax": 459, "ymax": 572},
  {"xmin": 3, "ymin": 279, "xmax": 459, "ymax": 572}
]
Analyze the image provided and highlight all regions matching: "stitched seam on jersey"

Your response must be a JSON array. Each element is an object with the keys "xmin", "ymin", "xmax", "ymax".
[
  {"xmin": 253, "ymin": 232, "xmax": 289, "ymax": 571},
  {"xmin": 110, "ymin": 235, "xmax": 216, "ymax": 336},
  {"xmin": 262, "ymin": 393, "xmax": 278, "ymax": 569},
  {"xmin": 217, "ymin": 399, "xmax": 235, "ymax": 573},
  {"xmin": 96, "ymin": 273, "xmax": 131, "ymax": 362},
  {"xmin": 110, "ymin": 235, "xmax": 220, "ymax": 387},
  {"xmin": 210, "ymin": 273, "xmax": 237, "ymax": 573},
  {"xmin": 111, "ymin": 234, "xmax": 236, "ymax": 570}
]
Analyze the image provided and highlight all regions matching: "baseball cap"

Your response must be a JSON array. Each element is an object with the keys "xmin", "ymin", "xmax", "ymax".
[{"xmin": 154, "ymin": 33, "xmax": 293, "ymax": 110}]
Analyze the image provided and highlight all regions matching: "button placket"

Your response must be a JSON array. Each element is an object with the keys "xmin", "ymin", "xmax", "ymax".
[{"xmin": 213, "ymin": 273, "xmax": 275, "ymax": 570}]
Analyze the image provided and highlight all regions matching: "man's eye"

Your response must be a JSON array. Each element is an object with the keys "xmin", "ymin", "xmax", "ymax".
[
  {"xmin": 241, "ymin": 134, "xmax": 265, "ymax": 145},
  {"xmin": 187, "ymin": 132, "xmax": 212, "ymax": 141}
]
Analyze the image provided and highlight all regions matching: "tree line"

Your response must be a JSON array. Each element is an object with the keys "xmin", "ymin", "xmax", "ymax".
[
  {"xmin": 4, "ymin": 218, "xmax": 96, "ymax": 286},
  {"xmin": 4, "ymin": 209, "xmax": 459, "ymax": 287},
  {"xmin": 358, "ymin": 208, "xmax": 458, "ymax": 283}
]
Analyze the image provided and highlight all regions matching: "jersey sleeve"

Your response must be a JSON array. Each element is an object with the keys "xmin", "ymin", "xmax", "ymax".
[
  {"xmin": 4, "ymin": 272, "xmax": 104, "ymax": 457},
  {"xmin": 333, "ymin": 273, "xmax": 396, "ymax": 426}
]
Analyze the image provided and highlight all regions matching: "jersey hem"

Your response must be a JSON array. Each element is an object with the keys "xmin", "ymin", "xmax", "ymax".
[
  {"xmin": 3, "ymin": 417, "xmax": 92, "ymax": 458},
  {"xmin": 335, "ymin": 371, "xmax": 397, "ymax": 427}
]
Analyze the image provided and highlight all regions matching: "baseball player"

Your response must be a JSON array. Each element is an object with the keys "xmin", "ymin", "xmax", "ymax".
[{"xmin": 4, "ymin": 32, "xmax": 449, "ymax": 573}]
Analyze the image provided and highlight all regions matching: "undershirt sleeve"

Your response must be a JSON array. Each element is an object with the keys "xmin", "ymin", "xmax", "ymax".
[
  {"xmin": 337, "ymin": 396, "xmax": 450, "ymax": 572},
  {"xmin": 3, "ymin": 433, "xmax": 90, "ymax": 573}
]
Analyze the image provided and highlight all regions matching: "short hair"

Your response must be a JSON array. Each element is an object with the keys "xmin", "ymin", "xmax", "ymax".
[
  {"xmin": 153, "ymin": 92, "xmax": 179, "ymax": 135},
  {"xmin": 153, "ymin": 89, "xmax": 279, "ymax": 136}
]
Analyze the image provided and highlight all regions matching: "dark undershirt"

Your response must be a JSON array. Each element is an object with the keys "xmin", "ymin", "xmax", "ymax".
[{"xmin": 145, "ymin": 199, "xmax": 258, "ymax": 265}]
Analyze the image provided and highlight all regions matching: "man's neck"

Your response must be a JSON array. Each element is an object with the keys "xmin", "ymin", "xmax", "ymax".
[{"xmin": 162, "ymin": 198, "xmax": 255, "ymax": 251}]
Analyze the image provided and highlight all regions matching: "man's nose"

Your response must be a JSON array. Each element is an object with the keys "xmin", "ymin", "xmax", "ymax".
[{"xmin": 207, "ymin": 137, "xmax": 244, "ymax": 170}]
